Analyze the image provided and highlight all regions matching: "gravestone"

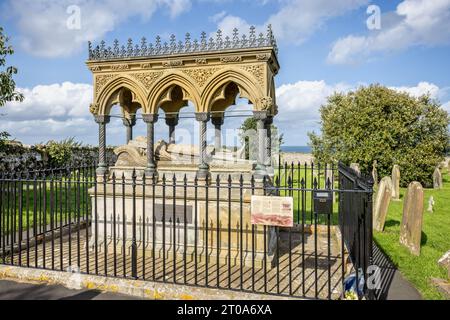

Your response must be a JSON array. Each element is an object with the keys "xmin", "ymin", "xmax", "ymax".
[
  {"xmin": 350, "ymin": 163, "xmax": 360, "ymax": 176},
  {"xmin": 372, "ymin": 160, "xmax": 378, "ymax": 189},
  {"xmin": 438, "ymin": 250, "xmax": 450, "ymax": 279},
  {"xmin": 427, "ymin": 196, "xmax": 435, "ymax": 213},
  {"xmin": 433, "ymin": 167, "xmax": 443, "ymax": 189},
  {"xmin": 373, "ymin": 176, "xmax": 392, "ymax": 232},
  {"xmin": 399, "ymin": 181, "xmax": 424, "ymax": 256},
  {"xmin": 391, "ymin": 165, "xmax": 400, "ymax": 201}
]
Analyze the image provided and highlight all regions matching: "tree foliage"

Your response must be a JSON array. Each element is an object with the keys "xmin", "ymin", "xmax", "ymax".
[
  {"xmin": 308, "ymin": 85, "xmax": 449, "ymax": 187},
  {"xmin": 0, "ymin": 27, "xmax": 23, "ymax": 107},
  {"xmin": 45, "ymin": 138, "xmax": 82, "ymax": 167},
  {"xmin": 0, "ymin": 26, "xmax": 24, "ymax": 144}
]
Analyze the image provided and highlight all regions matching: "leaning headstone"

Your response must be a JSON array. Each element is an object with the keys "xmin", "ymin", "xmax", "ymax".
[
  {"xmin": 350, "ymin": 163, "xmax": 360, "ymax": 176},
  {"xmin": 399, "ymin": 181, "xmax": 424, "ymax": 256},
  {"xmin": 433, "ymin": 167, "xmax": 443, "ymax": 189},
  {"xmin": 427, "ymin": 196, "xmax": 435, "ymax": 213},
  {"xmin": 438, "ymin": 250, "xmax": 450, "ymax": 279},
  {"xmin": 391, "ymin": 165, "xmax": 400, "ymax": 200},
  {"xmin": 372, "ymin": 160, "xmax": 379, "ymax": 189},
  {"xmin": 373, "ymin": 176, "xmax": 392, "ymax": 231}
]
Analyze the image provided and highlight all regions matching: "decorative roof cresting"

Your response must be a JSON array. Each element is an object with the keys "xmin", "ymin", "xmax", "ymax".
[{"xmin": 88, "ymin": 25, "xmax": 278, "ymax": 61}]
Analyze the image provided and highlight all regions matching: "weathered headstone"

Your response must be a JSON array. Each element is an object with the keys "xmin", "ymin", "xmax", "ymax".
[
  {"xmin": 372, "ymin": 160, "xmax": 378, "ymax": 189},
  {"xmin": 391, "ymin": 165, "xmax": 400, "ymax": 200},
  {"xmin": 433, "ymin": 167, "xmax": 443, "ymax": 189},
  {"xmin": 399, "ymin": 181, "xmax": 424, "ymax": 256},
  {"xmin": 427, "ymin": 196, "xmax": 435, "ymax": 213},
  {"xmin": 438, "ymin": 250, "xmax": 450, "ymax": 279},
  {"xmin": 373, "ymin": 176, "xmax": 392, "ymax": 232},
  {"xmin": 350, "ymin": 163, "xmax": 360, "ymax": 176},
  {"xmin": 325, "ymin": 164, "xmax": 334, "ymax": 187}
]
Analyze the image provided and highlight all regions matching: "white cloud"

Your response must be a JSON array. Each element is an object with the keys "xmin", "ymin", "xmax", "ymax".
[
  {"xmin": 3, "ymin": 82, "xmax": 93, "ymax": 121},
  {"xmin": 5, "ymin": 0, "xmax": 193, "ymax": 57},
  {"xmin": 212, "ymin": 0, "xmax": 369, "ymax": 45},
  {"xmin": 268, "ymin": 0, "xmax": 369, "ymax": 44},
  {"xmin": 389, "ymin": 81, "xmax": 441, "ymax": 99},
  {"xmin": 328, "ymin": 0, "xmax": 450, "ymax": 64}
]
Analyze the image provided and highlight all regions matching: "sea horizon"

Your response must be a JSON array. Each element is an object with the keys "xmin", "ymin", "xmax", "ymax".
[{"xmin": 280, "ymin": 145, "xmax": 312, "ymax": 153}]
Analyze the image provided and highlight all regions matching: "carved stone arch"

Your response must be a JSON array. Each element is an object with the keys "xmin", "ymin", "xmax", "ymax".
[
  {"xmin": 146, "ymin": 71, "xmax": 201, "ymax": 114},
  {"xmin": 201, "ymin": 68, "xmax": 265, "ymax": 113},
  {"xmin": 95, "ymin": 76, "xmax": 147, "ymax": 116}
]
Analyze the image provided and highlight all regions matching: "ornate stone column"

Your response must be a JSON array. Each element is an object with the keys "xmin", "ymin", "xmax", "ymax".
[
  {"xmin": 211, "ymin": 116, "xmax": 224, "ymax": 152},
  {"xmin": 265, "ymin": 116, "xmax": 273, "ymax": 168},
  {"xmin": 123, "ymin": 115, "xmax": 136, "ymax": 144},
  {"xmin": 195, "ymin": 112, "xmax": 210, "ymax": 179},
  {"xmin": 253, "ymin": 111, "xmax": 268, "ymax": 177},
  {"xmin": 165, "ymin": 114, "xmax": 179, "ymax": 144},
  {"xmin": 142, "ymin": 114, "xmax": 159, "ymax": 177},
  {"xmin": 95, "ymin": 115, "xmax": 110, "ymax": 176}
]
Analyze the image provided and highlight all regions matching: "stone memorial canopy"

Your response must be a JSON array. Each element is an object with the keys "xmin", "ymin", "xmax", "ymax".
[{"xmin": 86, "ymin": 26, "xmax": 280, "ymax": 179}]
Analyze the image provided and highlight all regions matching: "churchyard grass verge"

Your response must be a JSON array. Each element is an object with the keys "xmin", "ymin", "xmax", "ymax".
[{"xmin": 373, "ymin": 168, "xmax": 450, "ymax": 300}]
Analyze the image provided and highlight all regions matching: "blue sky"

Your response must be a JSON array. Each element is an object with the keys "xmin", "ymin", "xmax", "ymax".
[{"xmin": 1, "ymin": 0, "xmax": 450, "ymax": 147}]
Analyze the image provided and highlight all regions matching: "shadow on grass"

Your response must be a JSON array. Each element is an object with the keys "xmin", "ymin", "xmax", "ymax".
[
  {"xmin": 384, "ymin": 219, "xmax": 400, "ymax": 228},
  {"xmin": 420, "ymin": 231, "xmax": 427, "ymax": 246}
]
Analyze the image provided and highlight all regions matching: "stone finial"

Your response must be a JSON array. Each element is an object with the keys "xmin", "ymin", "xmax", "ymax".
[
  {"xmin": 391, "ymin": 164, "xmax": 400, "ymax": 200},
  {"xmin": 433, "ymin": 167, "xmax": 443, "ymax": 189},
  {"xmin": 373, "ymin": 176, "xmax": 392, "ymax": 232},
  {"xmin": 400, "ymin": 181, "xmax": 424, "ymax": 256}
]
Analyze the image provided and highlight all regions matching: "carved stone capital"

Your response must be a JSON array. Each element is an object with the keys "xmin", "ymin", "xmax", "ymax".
[
  {"xmin": 165, "ymin": 114, "xmax": 179, "ymax": 127},
  {"xmin": 122, "ymin": 116, "xmax": 137, "ymax": 127},
  {"xmin": 253, "ymin": 110, "xmax": 268, "ymax": 121},
  {"xmin": 94, "ymin": 115, "xmax": 110, "ymax": 124},
  {"xmin": 142, "ymin": 113, "xmax": 159, "ymax": 123},
  {"xmin": 265, "ymin": 115, "xmax": 273, "ymax": 125},
  {"xmin": 195, "ymin": 112, "xmax": 210, "ymax": 122},
  {"xmin": 211, "ymin": 116, "xmax": 224, "ymax": 126}
]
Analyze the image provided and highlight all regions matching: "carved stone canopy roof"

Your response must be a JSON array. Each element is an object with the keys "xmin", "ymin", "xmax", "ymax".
[
  {"xmin": 87, "ymin": 26, "xmax": 280, "ymax": 117},
  {"xmin": 88, "ymin": 25, "xmax": 278, "ymax": 62}
]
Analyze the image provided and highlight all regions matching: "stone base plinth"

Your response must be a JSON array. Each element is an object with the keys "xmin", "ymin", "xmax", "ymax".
[{"xmin": 88, "ymin": 176, "xmax": 272, "ymax": 268}]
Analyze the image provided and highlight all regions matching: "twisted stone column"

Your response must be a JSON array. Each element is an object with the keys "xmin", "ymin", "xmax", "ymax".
[
  {"xmin": 195, "ymin": 112, "xmax": 210, "ymax": 179},
  {"xmin": 265, "ymin": 116, "xmax": 273, "ymax": 167},
  {"xmin": 253, "ymin": 111, "xmax": 268, "ymax": 178},
  {"xmin": 165, "ymin": 114, "xmax": 179, "ymax": 144},
  {"xmin": 122, "ymin": 115, "xmax": 136, "ymax": 144},
  {"xmin": 142, "ymin": 114, "xmax": 159, "ymax": 176},
  {"xmin": 95, "ymin": 115, "xmax": 110, "ymax": 176},
  {"xmin": 211, "ymin": 116, "xmax": 224, "ymax": 152}
]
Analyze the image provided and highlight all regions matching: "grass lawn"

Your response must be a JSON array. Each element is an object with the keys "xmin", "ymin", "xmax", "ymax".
[{"xmin": 373, "ymin": 167, "xmax": 450, "ymax": 300}]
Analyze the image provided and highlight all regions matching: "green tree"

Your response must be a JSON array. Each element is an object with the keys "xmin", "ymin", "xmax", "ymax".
[
  {"xmin": 308, "ymin": 85, "xmax": 449, "ymax": 187},
  {"xmin": 0, "ymin": 27, "xmax": 24, "ymax": 148}
]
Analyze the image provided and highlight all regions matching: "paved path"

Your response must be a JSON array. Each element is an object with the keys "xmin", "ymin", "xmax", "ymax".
[
  {"xmin": 372, "ymin": 242, "xmax": 422, "ymax": 300},
  {"xmin": 0, "ymin": 279, "xmax": 141, "ymax": 300}
]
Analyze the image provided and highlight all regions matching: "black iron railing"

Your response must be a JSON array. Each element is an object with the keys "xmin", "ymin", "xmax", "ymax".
[{"xmin": 0, "ymin": 162, "xmax": 373, "ymax": 300}]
